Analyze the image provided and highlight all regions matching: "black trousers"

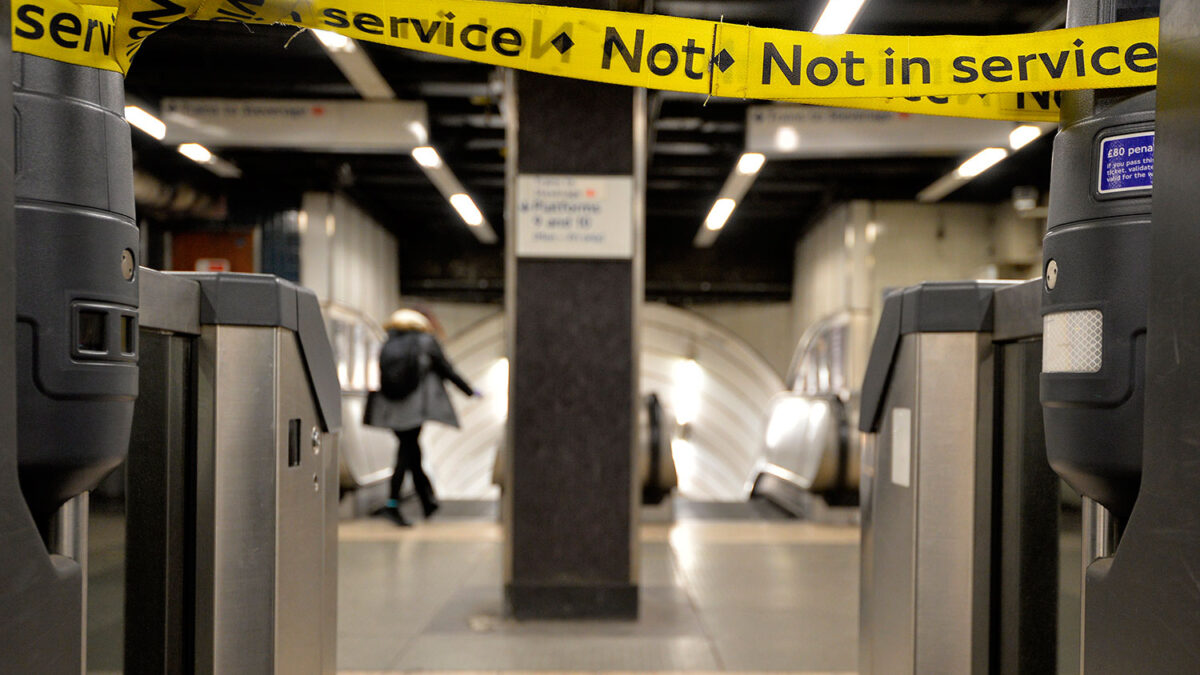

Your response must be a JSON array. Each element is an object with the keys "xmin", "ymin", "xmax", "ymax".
[{"xmin": 390, "ymin": 426, "xmax": 436, "ymax": 512}]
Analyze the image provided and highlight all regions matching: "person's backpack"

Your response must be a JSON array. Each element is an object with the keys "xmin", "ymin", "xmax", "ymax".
[{"xmin": 380, "ymin": 338, "xmax": 425, "ymax": 399}]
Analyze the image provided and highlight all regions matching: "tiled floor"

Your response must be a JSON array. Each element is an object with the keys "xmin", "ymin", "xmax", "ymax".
[
  {"xmin": 84, "ymin": 497, "xmax": 1081, "ymax": 675},
  {"xmin": 336, "ymin": 506, "xmax": 861, "ymax": 674}
]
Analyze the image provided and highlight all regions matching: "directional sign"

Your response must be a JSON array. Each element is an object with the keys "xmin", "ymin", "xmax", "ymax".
[
  {"xmin": 161, "ymin": 98, "xmax": 429, "ymax": 152},
  {"xmin": 746, "ymin": 104, "xmax": 1019, "ymax": 157},
  {"xmin": 516, "ymin": 175, "xmax": 634, "ymax": 259}
]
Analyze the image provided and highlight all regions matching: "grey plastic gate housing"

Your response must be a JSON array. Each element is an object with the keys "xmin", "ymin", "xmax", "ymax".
[
  {"xmin": 1040, "ymin": 0, "xmax": 1158, "ymax": 521},
  {"xmin": 13, "ymin": 54, "xmax": 139, "ymax": 526}
]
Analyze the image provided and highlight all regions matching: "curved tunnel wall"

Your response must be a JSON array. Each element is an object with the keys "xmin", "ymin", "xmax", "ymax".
[{"xmin": 421, "ymin": 303, "xmax": 783, "ymax": 502}]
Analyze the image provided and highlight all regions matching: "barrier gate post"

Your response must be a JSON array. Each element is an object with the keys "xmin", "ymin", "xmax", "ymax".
[
  {"xmin": 858, "ymin": 280, "xmax": 1060, "ymax": 674},
  {"xmin": 128, "ymin": 270, "xmax": 342, "ymax": 674},
  {"xmin": 1068, "ymin": 0, "xmax": 1200, "ymax": 669}
]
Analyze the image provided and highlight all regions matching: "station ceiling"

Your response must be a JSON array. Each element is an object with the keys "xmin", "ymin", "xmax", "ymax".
[{"xmin": 124, "ymin": 0, "xmax": 1066, "ymax": 301}]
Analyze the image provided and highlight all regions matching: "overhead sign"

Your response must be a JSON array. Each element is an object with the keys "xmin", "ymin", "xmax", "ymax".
[
  {"xmin": 160, "ymin": 98, "xmax": 429, "ymax": 152},
  {"xmin": 515, "ymin": 175, "xmax": 634, "ymax": 259},
  {"xmin": 9, "ymin": 0, "xmax": 1160, "ymax": 122},
  {"xmin": 194, "ymin": 258, "xmax": 230, "ymax": 272},
  {"xmin": 746, "ymin": 105, "xmax": 1024, "ymax": 158}
]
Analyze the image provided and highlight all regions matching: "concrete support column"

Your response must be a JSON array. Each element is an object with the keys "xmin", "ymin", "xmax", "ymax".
[{"xmin": 502, "ymin": 8, "xmax": 645, "ymax": 619}]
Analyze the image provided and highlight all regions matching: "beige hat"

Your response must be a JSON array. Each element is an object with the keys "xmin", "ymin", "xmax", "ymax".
[{"xmin": 384, "ymin": 308, "xmax": 433, "ymax": 333}]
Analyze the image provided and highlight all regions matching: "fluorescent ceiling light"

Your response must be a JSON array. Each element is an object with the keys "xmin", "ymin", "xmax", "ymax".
[
  {"xmin": 409, "ymin": 121, "xmax": 429, "ymax": 144},
  {"xmin": 956, "ymin": 147, "xmax": 1008, "ymax": 178},
  {"xmin": 672, "ymin": 359, "xmax": 703, "ymax": 425},
  {"xmin": 813, "ymin": 0, "xmax": 867, "ymax": 35},
  {"xmin": 775, "ymin": 126, "xmax": 800, "ymax": 152},
  {"xmin": 449, "ymin": 193, "xmax": 484, "ymax": 226},
  {"xmin": 705, "ymin": 198, "xmax": 737, "ymax": 231},
  {"xmin": 124, "ymin": 106, "xmax": 166, "ymax": 140},
  {"xmin": 313, "ymin": 29, "xmax": 355, "ymax": 52},
  {"xmin": 737, "ymin": 152, "xmax": 766, "ymax": 175},
  {"xmin": 177, "ymin": 143, "xmax": 213, "ymax": 164},
  {"xmin": 1009, "ymin": 124, "xmax": 1043, "ymax": 150},
  {"xmin": 411, "ymin": 146, "xmax": 443, "ymax": 168}
]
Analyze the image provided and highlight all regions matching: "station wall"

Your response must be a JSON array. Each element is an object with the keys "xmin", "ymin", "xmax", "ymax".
[
  {"xmin": 792, "ymin": 200, "xmax": 1043, "ymax": 338},
  {"xmin": 400, "ymin": 298, "xmax": 501, "ymax": 339},
  {"xmin": 414, "ymin": 303, "xmax": 784, "ymax": 502},
  {"xmin": 299, "ymin": 192, "xmax": 401, "ymax": 327},
  {"xmin": 406, "ymin": 298, "xmax": 796, "ymax": 381},
  {"xmin": 687, "ymin": 302, "xmax": 796, "ymax": 378}
]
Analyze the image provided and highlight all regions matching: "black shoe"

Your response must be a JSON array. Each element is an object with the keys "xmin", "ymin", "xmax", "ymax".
[
  {"xmin": 383, "ymin": 506, "xmax": 412, "ymax": 527},
  {"xmin": 422, "ymin": 501, "xmax": 439, "ymax": 519}
]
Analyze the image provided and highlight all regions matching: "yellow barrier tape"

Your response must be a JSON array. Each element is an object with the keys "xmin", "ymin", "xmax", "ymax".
[
  {"xmin": 11, "ymin": 0, "xmax": 1158, "ymax": 121},
  {"xmin": 790, "ymin": 92, "xmax": 1064, "ymax": 123}
]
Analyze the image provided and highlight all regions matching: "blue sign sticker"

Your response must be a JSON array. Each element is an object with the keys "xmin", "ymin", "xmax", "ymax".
[{"xmin": 1099, "ymin": 131, "xmax": 1154, "ymax": 194}]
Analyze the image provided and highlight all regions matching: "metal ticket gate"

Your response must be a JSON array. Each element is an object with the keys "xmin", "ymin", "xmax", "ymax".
[
  {"xmin": 127, "ymin": 269, "xmax": 342, "ymax": 674},
  {"xmin": 1, "ymin": 50, "xmax": 138, "ymax": 675},
  {"xmin": 858, "ymin": 280, "xmax": 1059, "ymax": 674},
  {"xmin": 0, "ymin": 31, "xmax": 342, "ymax": 670},
  {"xmin": 0, "ymin": 269, "xmax": 342, "ymax": 674}
]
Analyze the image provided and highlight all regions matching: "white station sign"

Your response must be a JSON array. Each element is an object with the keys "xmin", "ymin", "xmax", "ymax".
[
  {"xmin": 515, "ymin": 175, "xmax": 634, "ymax": 259},
  {"xmin": 161, "ymin": 98, "xmax": 429, "ymax": 152},
  {"xmin": 746, "ymin": 104, "xmax": 1018, "ymax": 157}
]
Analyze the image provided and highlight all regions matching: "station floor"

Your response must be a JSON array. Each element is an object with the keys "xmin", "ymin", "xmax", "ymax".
[
  {"xmin": 338, "ymin": 500, "xmax": 858, "ymax": 674},
  {"xmin": 87, "ymin": 497, "xmax": 1082, "ymax": 675}
]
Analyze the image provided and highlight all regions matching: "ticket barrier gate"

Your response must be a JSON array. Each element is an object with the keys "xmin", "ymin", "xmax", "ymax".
[
  {"xmin": 0, "ymin": 40, "xmax": 342, "ymax": 673},
  {"xmin": 126, "ymin": 269, "xmax": 342, "ymax": 674},
  {"xmin": 0, "ymin": 268, "xmax": 342, "ymax": 673},
  {"xmin": 858, "ymin": 280, "xmax": 1059, "ymax": 674}
]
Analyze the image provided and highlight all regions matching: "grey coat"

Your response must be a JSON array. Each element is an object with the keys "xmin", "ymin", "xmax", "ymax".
[{"xmin": 364, "ymin": 331, "xmax": 474, "ymax": 432}]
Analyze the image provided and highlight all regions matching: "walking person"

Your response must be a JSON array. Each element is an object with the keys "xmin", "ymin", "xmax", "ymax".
[{"xmin": 365, "ymin": 309, "xmax": 478, "ymax": 527}]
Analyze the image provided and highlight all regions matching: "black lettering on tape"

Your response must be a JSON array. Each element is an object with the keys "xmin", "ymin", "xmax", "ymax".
[
  {"xmin": 952, "ymin": 56, "xmax": 978, "ymax": 83},
  {"xmin": 216, "ymin": 0, "xmax": 263, "ymax": 21},
  {"xmin": 682, "ymin": 39, "xmax": 705, "ymax": 80},
  {"xmin": 1017, "ymin": 90, "xmax": 1057, "ymax": 111},
  {"xmin": 982, "ymin": 55, "xmax": 1012, "ymax": 82},
  {"xmin": 841, "ymin": 51, "xmax": 865, "ymax": 86},
  {"xmin": 1038, "ymin": 51, "xmax": 1068, "ymax": 78},
  {"xmin": 1016, "ymin": 54, "xmax": 1036, "ymax": 80},
  {"xmin": 1091, "ymin": 45, "xmax": 1120, "ymax": 75},
  {"xmin": 806, "ymin": 56, "xmax": 837, "ymax": 86},
  {"xmin": 322, "ymin": 8, "xmax": 349, "ymax": 29},
  {"xmin": 15, "ymin": 4, "xmax": 45, "ymax": 40},
  {"xmin": 50, "ymin": 12, "xmax": 82, "ymax": 49},
  {"xmin": 492, "ymin": 27, "xmax": 521, "ymax": 56},
  {"xmin": 1125, "ymin": 42, "xmax": 1156, "ymax": 73},
  {"xmin": 128, "ymin": 0, "xmax": 187, "ymax": 41},
  {"xmin": 530, "ymin": 20, "xmax": 570, "ymax": 59},
  {"xmin": 762, "ymin": 43, "xmax": 802, "ymax": 85},
  {"xmin": 647, "ymin": 43, "xmax": 678, "ymax": 76},
  {"xmin": 603, "ymin": 27, "xmax": 642, "ymax": 71},
  {"xmin": 390, "ymin": 16, "xmax": 408, "ymax": 38},
  {"xmin": 354, "ymin": 12, "xmax": 384, "ymax": 35},
  {"xmin": 411, "ymin": 19, "xmax": 441, "ymax": 44},
  {"xmin": 84, "ymin": 18, "xmax": 112, "ymax": 54},
  {"xmin": 461, "ymin": 24, "xmax": 487, "ymax": 51},
  {"xmin": 902, "ymin": 57, "xmax": 930, "ymax": 85}
]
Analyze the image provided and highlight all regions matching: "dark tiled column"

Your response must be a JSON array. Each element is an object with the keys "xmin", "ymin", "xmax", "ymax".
[{"xmin": 502, "ymin": 9, "xmax": 645, "ymax": 619}]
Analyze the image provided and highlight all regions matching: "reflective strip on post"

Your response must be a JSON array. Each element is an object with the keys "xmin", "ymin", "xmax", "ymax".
[{"xmin": 1043, "ymin": 310, "xmax": 1104, "ymax": 373}]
